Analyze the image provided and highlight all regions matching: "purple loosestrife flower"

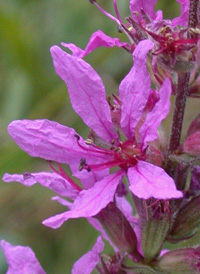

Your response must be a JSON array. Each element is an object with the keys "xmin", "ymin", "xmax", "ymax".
[
  {"xmin": 1, "ymin": 240, "xmax": 46, "ymax": 274},
  {"xmin": 89, "ymin": 1, "xmax": 200, "ymax": 90},
  {"xmin": 50, "ymin": 39, "xmax": 182, "ymax": 200},
  {"xmin": 1, "ymin": 238, "xmax": 104, "ymax": 274},
  {"xmin": 3, "ymin": 40, "xmax": 182, "ymax": 229},
  {"xmin": 61, "ymin": 1, "xmax": 191, "ymax": 65}
]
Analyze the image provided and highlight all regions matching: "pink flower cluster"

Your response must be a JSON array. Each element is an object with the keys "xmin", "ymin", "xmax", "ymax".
[{"xmin": 2, "ymin": 0, "xmax": 200, "ymax": 273}]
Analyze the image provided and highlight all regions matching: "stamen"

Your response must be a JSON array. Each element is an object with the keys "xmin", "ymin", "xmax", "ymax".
[
  {"xmin": 112, "ymin": 93, "xmax": 121, "ymax": 105},
  {"xmin": 85, "ymin": 138, "xmax": 94, "ymax": 145},
  {"xmin": 107, "ymin": 96, "xmax": 115, "ymax": 110},
  {"xmin": 92, "ymin": 1, "xmax": 120, "ymax": 25},
  {"xmin": 79, "ymin": 158, "xmax": 91, "ymax": 172},
  {"xmin": 140, "ymin": 8, "xmax": 151, "ymax": 23},
  {"xmin": 146, "ymin": 199, "xmax": 160, "ymax": 208},
  {"xmin": 48, "ymin": 161, "xmax": 82, "ymax": 191},
  {"xmin": 74, "ymin": 135, "xmax": 114, "ymax": 157},
  {"xmin": 82, "ymin": 159, "xmax": 130, "ymax": 172},
  {"xmin": 113, "ymin": 0, "xmax": 123, "ymax": 24}
]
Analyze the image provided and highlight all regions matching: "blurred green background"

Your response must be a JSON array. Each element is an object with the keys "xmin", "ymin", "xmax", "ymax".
[{"xmin": 0, "ymin": 1, "xmax": 194, "ymax": 273}]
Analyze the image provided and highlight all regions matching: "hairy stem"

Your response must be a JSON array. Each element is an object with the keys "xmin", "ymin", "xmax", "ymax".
[
  {"xmin": 188, "ymin": 0, "xmax": 200, "ymax": 29},
  {"xmin": 168, "ymin": 72, "xmax": 190, "ymax": 153},
  {"xmin": 168, "ymin": 0, "xmax": 200, "ymax": 154}
]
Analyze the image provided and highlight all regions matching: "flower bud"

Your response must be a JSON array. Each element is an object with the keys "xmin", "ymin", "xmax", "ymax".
[
  {"xmin": 169, "ymin": 195, "xmax": 200, "ymax": 241},
  {"xmin": 95, "ymin": 202, "xmax": 143, "ymax": 262},
  {"xmin": 183, "ymin": 130, "xmax": 200, "ymax": 156},
  {"xmin": 190, "ymin": 165, "xmax": 200, "ymax": 191},
  {"xmin": 187, "ymin": 113, "xmax": 200, "ymax": 136},
  {"xmin": 155, "ymin": 247, "xmax": 200, "ymax": 273}
]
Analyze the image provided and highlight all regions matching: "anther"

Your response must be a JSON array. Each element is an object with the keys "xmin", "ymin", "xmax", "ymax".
[
  {"xmin": 79, "ymin": 158, "xmax": 91, "ymax": 172},
  {"xmin": 89, "ymin": 0, "xmax": 96, "ymax": 3},
  {"xmin": 74, "ymin": 134, "xmax": 80, "ymax": 140},
  {"xmin": 117, "ymin": 25, "xmax": 123, "ymax": 33},
  {"xmin": 87, "ymin": 167, "xmax": 91, "ymax": 172},
  {"xmin": 85, "ymin": 138, "xmax": 93, "ymax": 145},
  {"xmin": 111, "ymin": 139, "xmax": 115, "ymax": 145},
  {"xmin": 189, "ymin": 27, "xmax": 200, "ymax": 35},
  {"xmin": 132, "ymin": 11, "xmax": 140, "ymax": 18},
  {"xmin": 79, "ymin": 158, "xmax": 86, "ymax": 171}
]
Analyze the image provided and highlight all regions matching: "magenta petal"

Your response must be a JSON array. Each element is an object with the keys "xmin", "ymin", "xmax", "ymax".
[
  {"xmin": 42, "ymin": 170, "xmax": 124, "ymax": 229},
  {"xmin": 70, "ymin": 162, "xmax": 110, "ymax": 190},
  {"xmin": 1, "ymin": 240, "xmax": 46, "ymax": 274},
  {"xmin": 61, "ymin": 30, "xmax": 130, "ymax": 58},
  {"xmin": 139, "ymin": 78, "xmax": 171, "ymax": 148},
  {"xmin": 172, "ymin": 0, "xmax": 189, "ymax": 27},
  {"xmin": 2, "ymin": 172, "xmax": 78, "ymax": 199},
  {"xmin": 8, "ymin": 119, "xmax": 102, "ymax": 163},
  {"xmin": 52, "ymin": 196, "xmax": 73, "ymax": 208},
  {"xmin": 72, "ymin": 236, "xmax": 104, "ymax": 274},
  {"xmin": 130, "ymin": 0, "xmax": 157, "ymax": 20},
  {"xmin": 128, "ymin": 161, "xmax": 183, "ymax": 199},
  {"xmin": 50, "ymin": 46, "xmax": 118, "ymax": 143},
  {"xmin": 119, "ymin": 40, "xmax": 154, "ymax": 139}
]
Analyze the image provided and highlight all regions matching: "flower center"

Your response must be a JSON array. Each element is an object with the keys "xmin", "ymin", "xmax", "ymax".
[
  {"xmin": 114, "ymin": 140, "xmax": 142, "ymax": 168},
  {"xmin": 145, "ymin": 22, "xmax": 198, "ymax": 57},
  {"xmin": 77, "ymin": 137, "xmax": 144, "ymax": 172}
]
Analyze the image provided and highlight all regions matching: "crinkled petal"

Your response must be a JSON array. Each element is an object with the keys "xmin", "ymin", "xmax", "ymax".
[
  {"xmin": 139, "ymin": 78, "xmax": 171, "ymax": 148},
  {"xmin": 119, "ymin": 40, "xmax": 154, "ymax": 139},
  {"xmin": 2, "ymin": 172, "xmax": 78, "ymax": 199},
  {"xmin": 172, "ymin": 0, "xmax": 189, "ymax": 27},
  {"xmin": 130, "ymin": 0, "xmax": 157, "ymax": 20},
  {"xmin": 8, "ymin": 119, "xmax": 110, "ymax": 164},
  {"xmin": 50, "ymin": 46, "xmax": 118, "ymax": 143},
  {"xmin": 72, "ymin": 236, "xmax": 104, "ymax": 274},
  {"xmin": 128, "ymin": 161, "xmax": 183, "ymax": 199},
  {"xmin": 43, "ymin": 170, "xmax": 124, "ymax": 229},
  {"xmin": 1, "ymin": 240, "xmax": 46, "ymax": 274},
  {"xmin": 61, "ymin": 30, "xmax": 130, "ymax": 58}
]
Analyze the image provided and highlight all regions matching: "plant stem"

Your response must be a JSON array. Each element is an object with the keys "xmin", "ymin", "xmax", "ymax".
[
  {"xmin": 168, "ymin": 72, "xmax": 190, "ymax": 153},
  {"xmin": 168, "ymin": 0, "xmax": 200, "ymax": 154},
  {"xmin": 188, "ymin": 0, "xmax": 200, "ymax": 29}
]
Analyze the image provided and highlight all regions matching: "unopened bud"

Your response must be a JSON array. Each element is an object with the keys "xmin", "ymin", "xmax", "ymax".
[
  {"xmin": 155, "ymin": 247, "xmax": 200, "ymax": 273},
  {"xmin": 183, "ymin": 130, "xmax": 200, "ymax": 156},
  {"xmin": 95, "ymin": 202, "xmax": 143, "ymax": 262},
  {"xmin": 190, "ymin": 166, "xmax": 200, "ymax": 191},
  {"xmin": 187, "ymin": 113, "xmax": 200, "ymax": 136},
  {"xmin": 169, "ymin": 195, "xmax": 200, "ymax": 241},
  {"xmin": 141, "ymin": 214, "xmax": 170, "ymax": 262}
]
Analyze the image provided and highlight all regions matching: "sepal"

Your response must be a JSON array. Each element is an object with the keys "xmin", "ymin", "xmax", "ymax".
[{"xmin": 141, "ymin": 214, "xmax": 170, "ymax": 262}]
